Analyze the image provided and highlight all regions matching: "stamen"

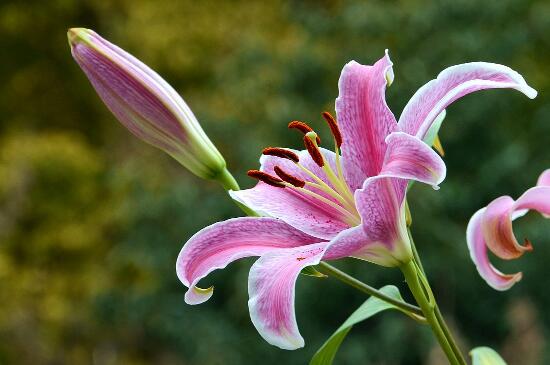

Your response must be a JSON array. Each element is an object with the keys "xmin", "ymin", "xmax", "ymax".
[
  {"xmin": 322, "ymin": 112, "xmax": 342, "ymax": 147},
  {"xmin": 288, "ymin": 121, "xmax": 321, "ymax": 144},
  {"xmin": 247, "ymin": 170, "xmax": 285, "ymax": 188},
  {"xmin": 523, "ymin": 238, "xmax": 533, "ymax": 250},
  {"xmin": 274, "ymin": 166, "xmax": 306, "ymax": 188},
  {"xmin": 262, "ymin": 147, "xmax": 299, "ymax": 163},
  {"xmin": 303, "ymin": 134, "xmax": 324, "ymax": 167}
]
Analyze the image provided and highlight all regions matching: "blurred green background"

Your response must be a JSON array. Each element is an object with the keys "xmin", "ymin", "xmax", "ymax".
[{"xmin": 1, "ymin": 0, "xmax": 549, "ymax": 364}]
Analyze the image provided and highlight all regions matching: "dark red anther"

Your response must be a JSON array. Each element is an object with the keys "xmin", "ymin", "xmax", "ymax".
[
  {"xmin": 288, "ymin": 121, "xmax": 321, "ymax": 144},
  {"xmin": 274, "ymin": 166, "xmax": 306, "ymax": 188},
  {"xmin": 262, "ymin": 147, "xmax": 300, "ymax": 163},
  {"xmin": 247, "ymin": 170, "xmax": 285, "ymax": 188},
  {"xmin": 322, "ymin": 112, "xmax": 343, "ymax": 147},
  {"xmin": 303, "ymin": 136, "xmax": 324, "ymax": 167}
]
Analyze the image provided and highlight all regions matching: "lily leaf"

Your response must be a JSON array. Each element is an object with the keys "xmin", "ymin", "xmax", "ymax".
[
  {"xmin": 470, "ymin": 347, "xmax": 507, "ymax": 365},
  {"xmin": 301, "ymin": 265, "xmax": 328, "ymax": 278},
  {"xmin": 310, "ymin": 285, "xmax": 406, "ymax": 365}
]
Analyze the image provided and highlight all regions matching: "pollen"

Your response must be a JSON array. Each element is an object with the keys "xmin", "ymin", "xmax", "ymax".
[
  {"xmin": 274, "ymin": 166, "xmax": 306, "ymax": 188},
  {"xmin": 288, "ymin": 121, "xmax": 321, "ymax": 144},
  {"xmin": 247, "ymin": 170, "xmax": 285, "ymax": 188},
  {"xmin": 322, "ymin": 111, "xmax": 343, "ymax": 147},
  {"xmin": 303, "ymin": 134, "xmax": 324, "ymax": 167},
  {"xmin": 262, "ymin": 147, "xmax": 300, "ymax": 163}
]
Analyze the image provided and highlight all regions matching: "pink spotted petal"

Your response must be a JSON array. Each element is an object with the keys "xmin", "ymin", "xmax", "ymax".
[
  {"xmin": 482, "ymin": 196, "xmax": 532, "ymax": 260},
  {"xmin": 398, "ymin": 62, "xmax": 537, "ymax": 139},
  {"xmin": 467, "ymin": 208, "xmax": 522, "ymax": 291},
  {"xmin": 176, "ymin": 217, "xmax": 319, "ymax": 305},
  {"xmin": 230, "ymin": 183, "xmax": 353, "ymax": 240},
  {"xmin": 353, "ymin": 176, "xmax": 412, "ymax": 265},
  {"xmin": 537, "ymin": 169, "xmax": 550, "ymax": 187},
  {"xmin": 248, "ymin": 242, "xmax": 328, "ymax": 350},
  {"xmin": 335, "ymin": 51, "xmax": 398, "ymax": 190},
  {"xmin": 380, "ymin": 132, "xmax": 446, "ymax": 188}
]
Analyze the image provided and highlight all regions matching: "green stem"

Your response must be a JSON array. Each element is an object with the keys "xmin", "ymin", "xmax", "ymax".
[
  {"xmin": 319, "ymin": 262, "xmax": 425, "ymax": 320},
  {"xmin": 215, "ymin": 167, "xmax": 240, "ymax": 190},
  {"xmin": 215, "ymin": 168, "xmax": 258, "ymax": 216},
  {"xmin": 408, "ymin": 229, "xmax": 467, "ymax": 365},
  {"xmin": 401, "ymin": 260, "xmax": 460, "ymax": 365}
]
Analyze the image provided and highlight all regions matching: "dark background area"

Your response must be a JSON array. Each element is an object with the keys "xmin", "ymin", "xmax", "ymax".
[{"xmin": 1, "ymin": 0, "xmax": 549, "ymax": 364}]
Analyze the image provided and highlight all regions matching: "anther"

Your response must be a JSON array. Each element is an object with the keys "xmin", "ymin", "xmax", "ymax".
[
  {"xmin": 322, "ymin": 112, "xmax": 343, "ymax": 147},
  {"xmin": 523, "ymin": 238, "xmax": 534, "ymax": 250},
  {"xmin": 274, "ymin": 166, "xmax": 306, "ymax": 188},
  {"xmin": 288, "ymin": 121, "xmax": 321, "ymax": 144},
  {"xmin": 262, "ymin": 147, "xmax": 299, "ymax": 163},
  {"xmin": 303, "ymin": 133, "xmax": 324, "ymax": 167},
  {"xmin": 247, "ymin": 170, "xmax": 285, "ymax": 188}
]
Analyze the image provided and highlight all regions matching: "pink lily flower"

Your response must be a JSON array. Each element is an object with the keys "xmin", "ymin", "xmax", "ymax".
[
  {"xmin": 467, "ymin": 169, "xmax": 550, "ymax": 291},
  {"xmin": 177, "ymin": 51, "xmax": 536, "ymax": 349}
]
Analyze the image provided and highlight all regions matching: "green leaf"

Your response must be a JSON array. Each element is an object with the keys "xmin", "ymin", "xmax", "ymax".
[
  {"xmin": 423, "ymin": 109, "xmax": 446, "ymax": 147},
  {"xmin": 310, "ymin": 285, "xmax": 406, "ymax": 365},
  {"xmin": 301, "ymin": 265, "xmax": 328, "ymax": 278},
  {"xmin": 470, "ymin": 347, "xmax": 507, "ymax": 365}
]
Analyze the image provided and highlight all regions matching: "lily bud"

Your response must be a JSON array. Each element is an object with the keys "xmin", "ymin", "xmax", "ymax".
[{"xmin": 68, "ymin": 28, "xmax": 227, "ymax": 181}]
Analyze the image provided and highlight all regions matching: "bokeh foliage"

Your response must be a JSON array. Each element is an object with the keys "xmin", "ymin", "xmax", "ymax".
[{"xmin": 1, "ymin": 0, "xmax": 549, "ymax": 364}]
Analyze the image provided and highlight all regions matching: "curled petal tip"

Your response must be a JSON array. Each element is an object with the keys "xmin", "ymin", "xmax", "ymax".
[
  {"xmin": 492, "ymin": 272, "xmax": 523, "ymax": 291},
  {"xmin": 185, "ymin": 285, "xmax": 214, "ymax": 305},
  {"xmin": 537, "ymin": 169, "xmax": 550, "ymax": 187},
  {"xmin": 523, "ymin": 238, "xmax": 534, "ymax": 251},
  {"xmin": 524, "ymin": 86, "xmax": 538, "ymax": 99}
]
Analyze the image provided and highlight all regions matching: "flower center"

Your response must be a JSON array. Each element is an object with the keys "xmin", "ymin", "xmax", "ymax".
[{"xmin": 248, "ymin": 112, "xmax": 361, "ymax": 226}]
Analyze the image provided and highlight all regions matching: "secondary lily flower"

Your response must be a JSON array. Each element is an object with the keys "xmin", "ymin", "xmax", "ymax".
[
  {"xmin": 177, "ymin": 51, "xmax": 536, "ymax": 350},
  {"xmin": 467, "ymin": 169, "xmax": 550, "ymax": 291},
  {"xmin": 68, "ymin": 28, "xmax": 227, "ymax": 181}
]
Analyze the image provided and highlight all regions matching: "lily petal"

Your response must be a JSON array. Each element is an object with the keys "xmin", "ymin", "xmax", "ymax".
[
  {"xmin": 398, "ymin": 62, "xmax": 537, "ymax": 139},
  {"xmin": 230, "ymin": 183, "xmax": 353, "ymax": 240},
  {"xmin": 323, "ymin": 225, "xmax": 402, "ymax": 267},
  {"xmin": 537, "ymin": 169, "xmax": 550, "ymax": 187},
  {"xmin": 467, "ymin": 208, "xmax": 522, "ymax": 291},
  {"xmin": 514, "ymin": 186, "xmax": 550, "ymax": 216},
  {"xmin": 248, "ymin": 242, "xmax": 329, "ymax": 350},
  {"xmin": 335, "ymin": 51, "xmax": 398, "ymax": 190},
  {"xmin": 482, "ymin": 196, "xmax": 532, "ymax": 260},
  {"xmin": 353, "ymin": 176, "xmax": 412, "ymax": 265},
  {"xmin": 176, "ymin": 217, "xmax": 319, "ymax": 304},
  {"xmin": 381, "ymin": 132, "xmax": 446, "ymax": 188}
]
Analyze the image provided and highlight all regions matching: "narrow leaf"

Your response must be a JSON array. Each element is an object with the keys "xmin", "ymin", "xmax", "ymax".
[
  {"xmin": 310, "ymin": 285, "xmax": 406, "ymax": 365},
  {"xmin": 470, "ymin": 347, "xmax": 507, "ymax": 365}
]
